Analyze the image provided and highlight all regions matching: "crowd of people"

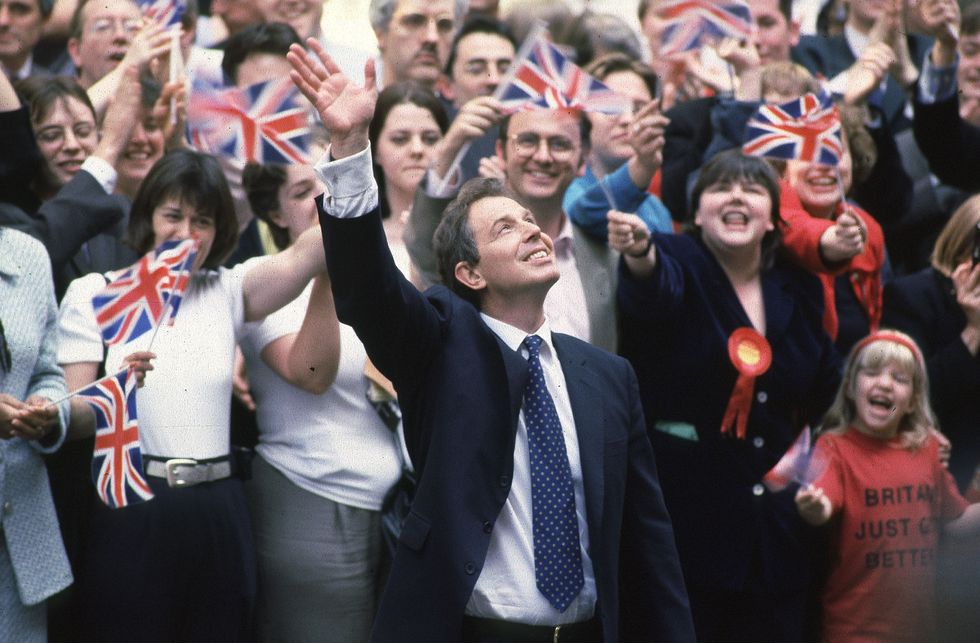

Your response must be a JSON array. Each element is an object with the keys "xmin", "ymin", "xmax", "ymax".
[{"xmin": 1, "ymin": 0, "xmax": 980, "ymax": 642}]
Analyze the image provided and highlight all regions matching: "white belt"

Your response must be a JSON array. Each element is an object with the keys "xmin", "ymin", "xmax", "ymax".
[{"xmin": 144, "ymin": 457, "xmax": 232, "ymax": 488}]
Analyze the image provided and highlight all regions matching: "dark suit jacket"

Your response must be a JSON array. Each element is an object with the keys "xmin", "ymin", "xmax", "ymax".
[
  {"xmin": 913, "ymin": 92, "xmax": 980, "ymax": 193},
  {"xmin": 793, "ymin": 33, "xmax": 931, "ymax": 132},
  {"xmin": 404, "ymin": 178, "xmax": 620, "ymax": 353},
  {"xmin": 618, "ymin": 234, "xmax": 842, "ymax": 594},
  {"xmin": 882, "ymin": 268, "xmax": 980, "ymax": 489},
  {"xmin": 320, "ymin": 203, "xmax": 695, "ymax": 643}
]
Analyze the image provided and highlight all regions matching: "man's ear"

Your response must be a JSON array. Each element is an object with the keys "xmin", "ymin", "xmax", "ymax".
[
  {"xmin": 67, "ymin": 37, "xmax": 82, "ymax": 69},
  {"xmin": 454, "ymin": 261, "xmax": 486, "ymax": 292}
]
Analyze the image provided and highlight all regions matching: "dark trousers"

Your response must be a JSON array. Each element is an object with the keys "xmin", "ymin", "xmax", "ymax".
[{"xmin": 76, "ymin": 476, "xmax": 256, "ymax": 642}]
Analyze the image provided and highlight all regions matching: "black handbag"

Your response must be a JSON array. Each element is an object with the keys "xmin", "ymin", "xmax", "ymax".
[{"xmin": 367, "ymin": 380, "xmax": 416, "ymax": 559}]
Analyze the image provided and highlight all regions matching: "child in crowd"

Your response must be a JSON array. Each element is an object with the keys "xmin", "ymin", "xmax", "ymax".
[{"xmin": 796, "ymin": 330, "xmax": 980, "ymax": 642}]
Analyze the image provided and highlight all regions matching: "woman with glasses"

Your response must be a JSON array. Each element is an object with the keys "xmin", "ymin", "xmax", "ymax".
[{"xmin": 0, "ymin": 228, "xmax": 72, "ymax": 642}]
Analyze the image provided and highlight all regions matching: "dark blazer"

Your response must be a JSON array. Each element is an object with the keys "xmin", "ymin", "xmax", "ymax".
[
  {"xmin": 404, "ymin": 178, "xmax": 620, "ymax": 353},
  {"xmin": 618, "ymin": 234, "xmax": 842, "ymax": 594},
  {"xmin": 320, "ymin": 204, "xmax": 695, "ymax": 643},
  {"xmin": 793, "ymin": 33, "xmax": 931, "ymax": 132},
  {"xmin": 913, "ymin": 92, "xmax": 980, "ymax": 193},
  {"xmin": 882, "ymin": 268, "xmax": 980, "ymax": 489}
]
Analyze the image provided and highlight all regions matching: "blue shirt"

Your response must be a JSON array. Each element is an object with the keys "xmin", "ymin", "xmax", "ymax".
[{"xmin": 563, "ymin": 164, "xmax": 673, "ymax": 242}]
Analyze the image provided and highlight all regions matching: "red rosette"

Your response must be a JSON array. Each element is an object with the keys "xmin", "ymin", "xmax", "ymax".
[{"xmin": 721, "ymin": 328, "xmax": 773, "ymax": 439}]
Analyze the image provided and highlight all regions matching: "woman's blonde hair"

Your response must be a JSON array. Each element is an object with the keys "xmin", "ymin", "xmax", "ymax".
[
  {"xmin": 931, "ymin": 194, "xmax": 980, "ymax": 276},
  {"xmin": 820, "ymin": 330, "xmax": 936, "ymax": 450}
]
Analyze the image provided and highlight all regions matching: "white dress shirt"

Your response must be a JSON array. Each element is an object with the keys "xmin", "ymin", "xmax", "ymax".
[
  {"xmin": 466, "ymin": 316, "xmax": 597, "ymax": 625},
  {"xmin": 544, "ymin": 217, "xmax": 591, "ymax": 344}
]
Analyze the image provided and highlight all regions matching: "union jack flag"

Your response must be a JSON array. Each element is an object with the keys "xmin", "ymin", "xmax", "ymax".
[
  {"xmin": 742, "ymin": 92, "xmax": 843, "ymax": 166},
  {"xmin": 187, "ymin": 77, "xmax": 312, "ymax": 165},
  {"xmin": 762, "ymin": 427, "xmax": 828, "ymax": 492},
  {"xmin": 659, "ymin": 0, "xmax": 752, "ymax": 57},
  {"xmin": 92, "ymin": 239, "xmax": 199, "ymax": 346},
  {"xmin": 79, "ymin": 368, "xmax": 154, "ymax": 508},
  {"xmin": 497, "ymin": 28, "xmax": 629, "ymax": 115},
  {"xmin": 136, "ymin": 0, "xmax": 187, "ymax": 26}
]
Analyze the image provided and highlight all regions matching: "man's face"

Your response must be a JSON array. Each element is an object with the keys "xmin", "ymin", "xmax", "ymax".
[
  {"xmin": 235, "ymin": 52, "xmax": 294, "ymax": 87},
  {"xmin": 68, "ymin": 0, "xmax": 142, "ymax": 88},
  {"xmin": 448, "ymin": 31, "xmax": 514, "ymax": 107},
  {"xmin": 0, "ymin": 0, "xmax": 45, "ymax": 70},
  {"xmin": 376, "ymin": 0, "xmax": 455, "ymax": 88},
  {"xmin": 461, "ymin": 195, "xmax": 559, "ymax": 300},
  {"xmin": 251, "ymin": 0, "xmax": 322, "ymax": 40},
  {"xmin": 749, "ymin": 0, "xmax": 799, "ymax": 65},
  {"xmin": 847, "ymin": 0, "xmax": 888, "ymax": 31},
  {"xmin": 958, "ymin": 31, "xmax": 980, "ymax": 106},
  {"xmin": 496, "ymin": 109, "xmax": 584, "ymax": 204}
]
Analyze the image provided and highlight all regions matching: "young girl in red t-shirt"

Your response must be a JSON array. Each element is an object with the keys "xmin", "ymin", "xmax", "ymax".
[{"xmin": 796, "ymin": 330, "xmax": 980, "ymax": 643}]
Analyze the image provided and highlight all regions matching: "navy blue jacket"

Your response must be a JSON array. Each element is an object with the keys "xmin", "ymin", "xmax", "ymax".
[
  {"xmin": 320, "ymin": 205, "xmax": 695, "ymax": 643},
  {"xmin": 618, "ymin": 234, "xmax": 841, "ymax": 593}
]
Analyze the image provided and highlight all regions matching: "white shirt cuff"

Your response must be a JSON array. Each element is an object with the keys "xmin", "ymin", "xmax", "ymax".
[
  {"xmin": 313, "ymin": 145, "xmax": 380, "ymax": 218},
  {"xmin": 424, "ymin": 166, "xmax": 461, "ymax": 199},
  {"xmin": 82, "ymin": 155, "xmax": 118, "ymax": 194}
]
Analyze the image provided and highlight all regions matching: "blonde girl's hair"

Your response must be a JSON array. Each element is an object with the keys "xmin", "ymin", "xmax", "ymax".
[
  {"xmin": 820, "ymin": 330, "xmax": 936, "ymax": 450},
  {"xmin": 931, "ymin": 194, "xmax": 980, "ymax": 276}
]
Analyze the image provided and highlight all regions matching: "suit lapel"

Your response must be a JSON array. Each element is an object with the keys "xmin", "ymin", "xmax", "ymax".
[
  {"xmin": 492, "ymin": 333, "xmax": 530, "ymax": 431},
  {"xmin": 553, "ymin": 335, "xmax": 605, "ymax": 549}
]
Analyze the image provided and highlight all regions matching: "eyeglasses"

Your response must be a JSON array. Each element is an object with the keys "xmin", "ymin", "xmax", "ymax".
[
  {"xmin": 396, "ymin": 13, "xmax": 455, "ymax": 35},
  {"xmin": 87, "ymin": 16, "xmax": 142, "ymax": 37},
  {"xmin": 0, "ymin": 317, "xmax": 11, "ymax": 374},
  {"xmin": 509, "ymin": 133, "xmax": 578, "ymax": 160}
]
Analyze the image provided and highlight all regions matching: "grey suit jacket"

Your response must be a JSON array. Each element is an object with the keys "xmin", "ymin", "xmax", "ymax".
[
  {"xmin": 0, "ymin": 229, "xmax": 72, "ymax": 608},
  {"xmin": 404, "ymin": 178, "xmax": 619, "ymax": 353}
]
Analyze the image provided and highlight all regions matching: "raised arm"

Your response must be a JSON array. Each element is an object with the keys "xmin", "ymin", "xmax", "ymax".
[
  {"xmin": 288, "ymin": 39, "xmax": 441, "ymax": 388},
  {"xmin": 258, "ymin": 275, "xmax": 341, "ymax": 395}
]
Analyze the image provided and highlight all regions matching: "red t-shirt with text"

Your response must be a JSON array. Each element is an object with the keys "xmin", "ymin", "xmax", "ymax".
[{"xmin": 814, "ymin": 429, "xmax": 968, "ymax": 643}]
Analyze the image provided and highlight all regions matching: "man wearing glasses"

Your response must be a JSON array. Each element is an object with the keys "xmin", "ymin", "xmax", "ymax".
[
  {"xmin": 65, "ymin": 0, "xmax": 142, "ymax": 89},
  {"xmin": 408, "ymin": 103, "xmax": 621, "ymax": 353}
]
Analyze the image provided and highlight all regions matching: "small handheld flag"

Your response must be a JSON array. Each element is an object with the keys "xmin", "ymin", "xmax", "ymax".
[
  {"xmin": 742, "ymin": 92, "xmax": 843, "ymax": 166},
  {"xmin": 497, "ymin": 26, "xmax": 629, "ymax": 115},
  {"xmin": 659, "ymin": 0, "xmax": 753, "ymax": 58},
  {"xmin": 135, "ymin": 0, "xmax": 187, "ymax": 27},
  {"xmin": 79, "ymin": 369, "xmax": 154, "ymax": 508},
  {"xmin": 188, "ymin": 77, "xmax": 312, "ymax": 165},
  {"xmin": 762, "ymin": 426, "xmax": 828, "ymax": 492},
  {"xmin": 92, "ymin": 239, "xmax": 198, "ymax": 346}
]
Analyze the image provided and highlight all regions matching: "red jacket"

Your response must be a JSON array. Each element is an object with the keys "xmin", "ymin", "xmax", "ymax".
[{"xmin": 778, "ymin": 181, "xmax": 885, "ymax": 341}]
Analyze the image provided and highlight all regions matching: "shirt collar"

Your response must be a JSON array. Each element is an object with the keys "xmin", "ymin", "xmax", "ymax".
[
  {"xmin": 481, "ymin": 313, "xmax": 556, "ymax": 357},
  {"xmin": 553, "ymin": 213, "xmax": 575, "ymax": 256}
]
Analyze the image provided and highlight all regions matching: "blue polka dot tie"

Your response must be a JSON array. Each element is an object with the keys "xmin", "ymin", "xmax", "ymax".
[{"xmin": 523, "ymin": 334, "xmax": 584, "ymax": 613}]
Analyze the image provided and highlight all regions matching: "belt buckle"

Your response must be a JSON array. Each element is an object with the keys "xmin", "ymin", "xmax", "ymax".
[
  {"xmin": 553, "ymin": 624, "xmax": 561, "ymax": 643},
  {"xmin": 165, "ymin": 458, "xmax": 199, "ymax": 488}
]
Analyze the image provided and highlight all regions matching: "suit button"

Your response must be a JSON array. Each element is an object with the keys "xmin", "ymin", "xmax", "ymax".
[
  {"xmin": 752, "ymin": 436, "xmax": 764, "ymax": 448},
  {"xmin": 756, "ymin": 391, "xmax": 768, "ymax": 403},
  {"xmin": 498, "ymin": 475, "xmax": 509, "ymax": 488},
  {"xmin": 464, "ymin": 562, "xmax": 476, "ymax": 575},
  {"xmin": 752, "ymin": 484, "xmax": 765, "ymax": 497},
  {"xmin": 2, "ymin": 501, "xmax": 11, "ymax": 515},
  {"xmin": 482, "ymin": 521, "xmax": 493, "ymax": 534}
]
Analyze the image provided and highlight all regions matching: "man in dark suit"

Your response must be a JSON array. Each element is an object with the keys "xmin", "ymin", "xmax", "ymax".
[
  {"xmin": 793, "ymin": 0, "xmax": 931, "ymax": 132},
  {"xmin": 289, "ymin": 40, "xmax": 695, "ymax": 643}
]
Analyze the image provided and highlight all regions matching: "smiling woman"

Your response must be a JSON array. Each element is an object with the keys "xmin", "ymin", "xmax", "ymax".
[{"xmin": 610, "ymin": 149, "xmax": 842, "ymax": 642}]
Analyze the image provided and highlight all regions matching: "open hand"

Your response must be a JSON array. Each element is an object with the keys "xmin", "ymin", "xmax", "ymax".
[{"xmin": 288, "ymin": 38, "xmax": 377, "ymax": 159}]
